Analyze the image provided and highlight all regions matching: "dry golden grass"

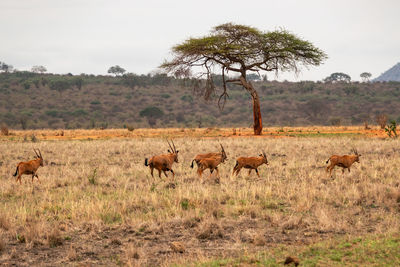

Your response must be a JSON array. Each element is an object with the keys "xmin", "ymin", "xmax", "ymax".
[
  {"xmin": 0, "ymin": 125, "xmax": 392, "ymax": 141},
  {"xmin": 0, "ymin": 135, "xmax": 399, "ymax": 265}
]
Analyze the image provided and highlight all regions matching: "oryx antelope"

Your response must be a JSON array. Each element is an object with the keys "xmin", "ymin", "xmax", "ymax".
[
  {"xmin": 232, "ymin": 151, "xmax": 268, "ymax": 177},
  {"xmin": 196, "ymin": 144, "xmax": 227, "ymax": 178},
  {"xmin": 13, "ymin": 148, "xmax": 44, "ymax": 184},
  {"xmin": 144, "ymin": 140, "xmax": 179, "ymax": 178},
  {"xmin": 190, "ymin": 144, "xmax": 226, "ymax": 169},
  {"xmin": 326, "ymin": 148, "xmax": 361, "ymax": 177}
]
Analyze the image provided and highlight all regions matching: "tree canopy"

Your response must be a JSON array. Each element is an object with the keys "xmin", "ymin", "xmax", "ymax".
[
  {"xmin": 161, "ymin": 23, "xmax": 327, "ymax": 135},
  {"xmin": 324, "ymin": 72, "xmax": 351, "ymax": 83},
  {"xmin": 31, "ymin": 65, "xmax": 47, "ymax": 73},
  {"xmin": 140, "ymin": 106, "xmax": 164, "ymax": 127},
  {"xmin": 360, "ymin": 72, "xmax": 372, "ymax": 82},
  {"xmin": 0, "ymin": 61, "xmax": 13, "ymax": 73},
  {"xmin": 108, "ymin": 65, "xmax": 126, "ymax": 76}
]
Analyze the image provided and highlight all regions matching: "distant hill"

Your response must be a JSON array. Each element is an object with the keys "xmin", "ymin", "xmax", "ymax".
[
  {"xmin": 1, "ymin": 72, "xmax": 400, "ymax": 129},
  {"xmin": 374, "ymin": 62, "xmax": 400, "ymax": 82}
]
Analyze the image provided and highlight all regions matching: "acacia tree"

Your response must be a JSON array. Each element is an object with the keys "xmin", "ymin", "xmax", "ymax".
[
  {"xmin": 31, "ymin": 65, "xmax": 47, "ymax": 73},
  {"xmin": 107, "ymin": 65, "xmax": 126, "ymax": 76},
  {"xmin": 360, "ymin": 72, "xmax": 372, "ymax": 82},
  {"xmin": 160, "ymin": 23, "xmax": 326, "ymax": 135},
  {"xmin": 0, "ymin": 61, "xmax": 13, "ymax": 73},
  {"xmin": 324, "ymin": 72, "xmax": 351, "ymax": 83}
]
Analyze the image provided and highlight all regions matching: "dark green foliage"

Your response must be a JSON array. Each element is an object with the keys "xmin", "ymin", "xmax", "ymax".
[
  {"xmin": 32, "ymin": 78, "xmax": 40, "ymax": 89},
  {"xmin": 49, "ymin": 79, "xmax": 71, "ymax": 94},
  {"xmin": 107, "ymin": 65, "xmax": 126, "ymax": 76},
  {"xmin": 360, "ymin": 72, "xmax": 372, "ymax": 82},
  {"xmin": 140, "ymin": 106, "xmax": 164, "ymax": 118},
  {"xmin": 22, "ymin": 81, "xmax": 31, "ymax": 90},
  {"xmin": 140, "ymin": 106, "xmax": 164, "ymax": 127},
  {"xmin": 180, "ymin": 95, "xmax": 193, "ymax": 102},
  {"xmin": 324, "ymin": 72, "xmax": 351, "ymax": 83},
  {"xmin": 72, "ymin": 77, "xmax": 84, "ymax": 90},
  {"xmin": 385, "ymin": 120, "xmax": 397, "ymax": 138},
  {"xmin": 0, "ymin": 62, "xmax": 13, "ymax": 72}
]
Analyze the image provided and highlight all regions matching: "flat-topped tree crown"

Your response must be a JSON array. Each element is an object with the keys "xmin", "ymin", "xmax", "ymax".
[{"xmin": 161, "ymin": 23, "xmax": 327, "ymax": 135}]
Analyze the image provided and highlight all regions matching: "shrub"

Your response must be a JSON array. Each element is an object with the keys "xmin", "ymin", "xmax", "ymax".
[
  {"xmin": 32, "ymin": 78, "xmax": 40, "ymax": 89},
  {"xmin": 47, "ymin": 227, "xmax": 63, "ymax": 247},
  {"xmin": 385, "ymin": 120, "xmax": 398, "ymax": 138},
  {"xmin": 329, "ymin": 117, "xmax": 342, "ymax": 126},
  {"xmin": 0, "ymin": 125, "xmax": 8, "ymax": 136},
  {"xmin": 376, "ymin": 114, "xmax": 388, "ymax": 129},
  {"xmin": 22, "ymin": 81, "xmax": 31, "ymax": 90}
]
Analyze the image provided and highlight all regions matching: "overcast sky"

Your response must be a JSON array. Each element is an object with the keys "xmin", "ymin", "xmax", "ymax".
[{"xmin": 1, "ymin": 0, "xmax": 399, "ymax": 81}]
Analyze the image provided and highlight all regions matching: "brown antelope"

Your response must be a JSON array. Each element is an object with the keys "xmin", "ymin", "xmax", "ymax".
[
  {"xmin": 197, "ymin": 144, "xmax": 227, "ymax": 178},
  {"xmin": 326, "ymin": 148, "xmax": 361, "ymax": 177},
  {"xmin": 12, "ymin": 149, "xmax": 44, "ymax": 184},
  {"xmin": 190, "ymin": 144, "xmax": 225, "ymax": 169},
  {"xmin": 144, "ymin": 140, "xmax": 179, "ymax": 178},
  {"xmin": 232, "ymin": 151, "xmax": 268, "ymax": 177}
]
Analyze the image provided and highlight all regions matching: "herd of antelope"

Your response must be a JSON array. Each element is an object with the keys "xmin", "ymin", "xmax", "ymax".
[{"xmin": 12, "ymin": 141, "xmax": 362, "ymax": 184}]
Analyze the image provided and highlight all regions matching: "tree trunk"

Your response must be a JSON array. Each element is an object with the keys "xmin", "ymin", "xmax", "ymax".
[{"xmin": 240, "ymin": 77, "xmax": 263, "ymax": 135}]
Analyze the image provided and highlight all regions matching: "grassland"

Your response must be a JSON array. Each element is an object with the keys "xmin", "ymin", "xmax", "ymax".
[
  {"xmin": 0, "ymin": 129, "xmax": 399, "ymax": 266},
  {"xmin": 0, "ymin": 125, "xmax": 390, "ymax": 141}
]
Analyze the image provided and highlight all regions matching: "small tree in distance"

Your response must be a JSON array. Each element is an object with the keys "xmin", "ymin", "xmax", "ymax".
[
  {"xmin": 0, "ymin": 61, "xmax": 13, "ymax": 73},
  {"xmin": 161, "ymin": 23, "xmax": 327, "ymax": 135},
  {"xmin": 108, "ymin": 65, "xmax": 126, "ymax": 76},
  {"xmin": 140, "ymin": 106, "xmax": 164, "ymax": 127},
  {"xmin": 360, "ymin": 72, "xmax": 372, "ymax": 82},
  {"xmin": 324, "ymin": 72, "xmax": 351, "ymax": 83},
  {"xmin": 31, "ymin": 65, "xmax": 47, "ymax": 74}
]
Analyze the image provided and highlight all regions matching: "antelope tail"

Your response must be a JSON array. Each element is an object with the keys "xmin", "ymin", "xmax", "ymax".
[
  {"xmin": 144, "ymin": 158, "xmax": 149, "ymax": 166},
  {"xmin": 190, "ymin": 159, "xmax": 195, "ymax": 168},
  {"xmin": 232, "ymin": 161, "xmax": 239, "ymax": 174},
  {"xmin": 13, "ymin": 166, "xmax": 18, "ymax": 177},
  {"xmin": 326, "ymin": 158, "xmax": 330, "ymax": 164}
]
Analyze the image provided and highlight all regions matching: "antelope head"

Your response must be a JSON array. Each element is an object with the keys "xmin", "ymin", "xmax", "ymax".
[
  {"xmin": 350, "ymin": 148, "xmax": 361, "ymax": 163},
  {"xmin": 259, "ymin": 150, "xmax": 269, "ymax": 165},
  {"xmin": 34, "ymin": 148, "xmax": 44, "ymax": 166},
  {"xmin": 167, "ymin": 139, "xmax": 179, "ymax": 163},
  {"xmin": 220, "ymin": 143, "xmax": 227, "ymax": 163}
]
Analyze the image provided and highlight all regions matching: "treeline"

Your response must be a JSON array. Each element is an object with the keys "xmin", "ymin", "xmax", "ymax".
[{"xmin": 1, "ymin": 72, "xmax": 400, "ymax": 129}]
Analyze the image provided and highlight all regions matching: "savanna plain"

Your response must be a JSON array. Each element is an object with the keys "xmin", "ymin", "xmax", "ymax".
[{"xmin": 0, "ymin": 128, "xmax": 400, "ymax": 266}]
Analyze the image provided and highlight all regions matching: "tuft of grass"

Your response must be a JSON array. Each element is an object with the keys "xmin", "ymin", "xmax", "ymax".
[
  {"xmin": 180, "ymin": 198, "xmax": 189, "ymax": 210},
  {"xmin": 47, "ymin": 227, "xmax": 63, "ymax": 248},
  {"xmin": 100, "ymin": 211, "xmax": 122, "ymax": 225},
  {"xmin": 88, "ymin": 168, "xmax": 98, "ymax": 185}
]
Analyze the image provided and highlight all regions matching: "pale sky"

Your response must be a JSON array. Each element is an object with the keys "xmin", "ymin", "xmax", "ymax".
[{"xmin": 1, "ymin": 0, "xmax": 399, "ymax": 81}]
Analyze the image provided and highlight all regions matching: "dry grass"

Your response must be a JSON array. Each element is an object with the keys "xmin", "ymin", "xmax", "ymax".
[
  {"xmin": 0, "ymin": 125, "xmax": 392, "ymax": 140},
  {"xmin": 0, "ymin": 136, "xmax": 399, "ymax": 265}
]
